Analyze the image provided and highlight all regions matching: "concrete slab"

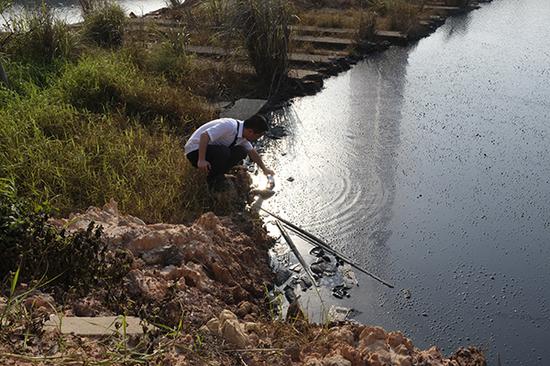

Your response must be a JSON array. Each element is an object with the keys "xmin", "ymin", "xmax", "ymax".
[
  {"xmin": 374, "ymin": 30, "xmax": 408, "ymax": 45},
  {"xmin": 422, "ymin": 5, "xmax": 463, "ymax": 13},
  {"xmin": 219, "ymin": 99, "xmax": 267, "ymax": 120},
  {"xmin": 185, "ymin": 46, "xmax": 337, "ymax": 66},
  {"xmin": 288, "ymin": 69, "xmax": 321, "ymax": 79},
  {"xmin": 326, "ymin": 305, "xmax": 351, "ymax": 322},
  {"xmin": 290, "ymin": 25, "xmax": 356, "ymax": 35},
  {"xmin": 289, "ymin": 52, "xmax": 335, "ymax": 65},
  {"xmin": 292, "ymin": 35, "xmax": 354, "ymax": 46},
  {"xmin": 186, "ymin": 45, "xmax": 230, "ymax": 57},
  {"xmin": 44, "ymin": 315, "xmax": 147, "ymax": 336}
]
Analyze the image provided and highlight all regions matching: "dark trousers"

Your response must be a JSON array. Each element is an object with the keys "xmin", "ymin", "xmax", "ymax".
[{"xmin": 186, "ymin": 145, "xmax": 248, "ymax": 183}]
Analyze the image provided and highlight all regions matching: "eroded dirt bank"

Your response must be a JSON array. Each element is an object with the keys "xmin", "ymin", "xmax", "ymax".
[{"xmin": 1, "ymin": 199, "xmax": 486, "ymax": 365}]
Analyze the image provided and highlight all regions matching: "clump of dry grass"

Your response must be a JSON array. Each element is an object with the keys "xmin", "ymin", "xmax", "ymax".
[
  {"xmin": 368, "ymin": 0, "xmax": 419, "ymax": 32},
  {"xmin": 236, "ymin": 0, "xmax": 291, "ymax": 90},
  {"xmin": 358, "ymin": 10, "xmax": 377, "ymax": 40},
  {"xmin": 0, "ymin": 49, "xmax": 216, "ymax": 223},
  {"xmin": 297, "ymin": 9, "xmax": 361, "ymax": 28}
]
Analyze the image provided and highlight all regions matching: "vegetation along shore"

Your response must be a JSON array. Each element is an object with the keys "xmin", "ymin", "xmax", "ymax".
[{"xmin": 1, "ymin": 0, "xmax": 490, "ymax": 364}]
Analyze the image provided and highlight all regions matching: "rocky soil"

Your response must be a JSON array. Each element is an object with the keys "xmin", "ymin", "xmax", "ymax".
[{"xmin": 1, "ymin": 196, "xmax": 486, "ymax": 365}]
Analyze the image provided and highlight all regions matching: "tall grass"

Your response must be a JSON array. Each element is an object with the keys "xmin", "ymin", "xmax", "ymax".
[
  {"xmin": 81, "ymin": 1, "xmax": 126, "ymax": 48},
  {"xmin": 199, "ymin": 0, "xmax": 234, "ymax": 28},
  {"xmin": 368, "ymin": 0, "xmax": 418, "ymax": 31},
  {"xmin": 236, "ymin": 0, "xmax": 291, "ymax": 89},
  {"xmin": 54, "ymin": 51, "xmax": 213, "ymax": 133},
  {"xmin": 358, "ymin": 10, "xmax": 377, "ymax": 40},
  {"xmin": 3, "ymin": 3, "xmax": 75, "ymax": 64},
  {"xmin": 0, "ymin": 60, "xmax": 8, "ymax": 86},
  {"xmin": 0, "ymin": 51, "xmax": 213, "ymax": 223},
  {"xmin": 297, "ymin": 9, "xmax": 361, "ymax": 29}
]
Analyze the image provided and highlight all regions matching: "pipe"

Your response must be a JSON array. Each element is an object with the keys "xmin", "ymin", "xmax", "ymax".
[
  {"xmin": 261, "ymin": 208, "xmax": 395, "ymax": 289},
  {"xmin": 275, "ymin": 220, "xmax": 319, "ymax": 288}
]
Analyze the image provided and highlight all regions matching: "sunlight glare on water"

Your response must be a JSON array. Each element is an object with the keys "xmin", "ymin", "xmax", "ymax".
[{"xmin": 261, "ymin": 1, "xmax": 550, "ymax": 364}]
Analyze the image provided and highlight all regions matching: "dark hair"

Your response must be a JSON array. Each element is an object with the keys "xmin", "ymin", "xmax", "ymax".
[{"xmin": 244, "ymin": 114, "xmax": 269, "ymax": 133}]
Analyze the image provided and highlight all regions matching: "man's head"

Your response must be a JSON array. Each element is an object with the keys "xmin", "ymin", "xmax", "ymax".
[{"xmin": 243, "ymin": 114, "xmax": 269, "ymax": 141}]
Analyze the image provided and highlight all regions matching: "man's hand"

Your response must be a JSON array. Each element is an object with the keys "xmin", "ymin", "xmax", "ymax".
[
  {"xmin": 197, "ymin": 159, "xmax": 211, "ymax": 173},
  {"xmin": 263, "ymin": 168, "xmax": 275, "ymax": 176}
]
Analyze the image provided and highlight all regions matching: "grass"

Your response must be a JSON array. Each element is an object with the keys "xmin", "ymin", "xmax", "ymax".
[
  {"xmin": 81, "ymin": 1, "xmax": 126, "ymax": 48},
  {"xmin": 237, "ymin": 0, "xmax": 291, "ymax": 91},
  {"xmin": 368, "ymin": 0, "xmax": 419, "ymax": 32},
  {"xmin": 3, "ymin": 3, "xmax": 76, "ymax": 65},
  {"xmin": 0, "ymin": 48, "xmax": 215, "ymax": 223},
  {"xmin": 297, "ymin": 9, "xmax": 361, "ymax": 29}
]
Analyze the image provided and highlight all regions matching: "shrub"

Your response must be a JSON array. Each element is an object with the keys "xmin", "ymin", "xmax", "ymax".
[
  {"xmin": 3, "ymin": 3, "xmax": 75, "ymax": 64},
  {"xmin": 236, "ymin": 0, "xmax": 291, "ymax": 88},
  {"xmin": 368, "ymin": 0, "xmax": 417, "ymax": 31},
  {"xmin": 141, "ymin": 26, "xmax": 193, "ymax": 83},
  {"xmin": 358, "ymin": 10, "xmax": 376, "ymax": 41},
  {"xmin": 82, "ymin": 1, "xmax": 126, "ymax": 48},
  {"xmin": 55, "ymin": 52, "xmax": 213, "ymax": 132},
  {"xmin": 0, "ymin": 179, "xmax": 132, "ymax": 293},
  {"xmin": 0, "ymin": 93, "xmax": 209, "ymax": 223},
  {"xmin": 199, "ymin": 0, "xmax": 233, "ymax": 28}
]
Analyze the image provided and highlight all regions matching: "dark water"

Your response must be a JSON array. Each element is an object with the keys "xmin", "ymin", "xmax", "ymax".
[{"xmin": 260, "ymin": 0, "xmax": 550, "ymax": 364}]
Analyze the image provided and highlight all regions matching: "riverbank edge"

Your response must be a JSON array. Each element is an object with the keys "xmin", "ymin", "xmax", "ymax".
[
  {"xmin": 0, "ymin": 1, "xmax": 492, "ymax": 364},
  {"xmin": 135, "ymin": 1, "xmax": 493, "ymax": 115},
  {"xmin": 266, "ymin": 0, "xmax": 494, "ymax": 114},
  {"xmin": 162, "ymin": 0, "xmax": 493, "ymax": 360}
]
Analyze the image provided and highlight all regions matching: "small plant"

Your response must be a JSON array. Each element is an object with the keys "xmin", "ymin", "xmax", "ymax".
[
  {"xmin": 0, "ymin": 179, "xmax": 132, "ymax": 294},
  {"xmin": 200, "ymin": 0, "xmax": 233, "ymax": 28},
  {"xmin": 236, "ymin": 0, "xmax": 291, "ymax": 90},
  {"xmin": 166, "ymin": 0, "xmax": 184, "ymax": 8},
  {"xmin": 368, "ymin": 0, "xmax": 417, "ymax": 32},
  {"xmin": 81, "ymin": 0, "xmax": 126, "ymax": 48},
  {"xmin": 3, "ymin": 2, "xmax": 75, "ymax": 64},
  {"xmin": 0, "ymin": 268, "xmax": 40, "ymax": 336},
  {"xmin": 358, "ymin": 10, "xmax": 376, "ymax": 41}
]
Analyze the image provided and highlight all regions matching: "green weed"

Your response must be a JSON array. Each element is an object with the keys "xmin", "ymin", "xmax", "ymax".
[
  {"xmin": 236, "ymin": 0, "xmax": 291, "ymax": 90},
  {"xmin": 54, "ymin": 51, "xmax": 213, "ymax": 133},
  {"xmin": 0, "ymin": 180, "xmax": 132, "ymax": 293},
  {"xmin": 81, "ymin": 1, "xmax": 126, "ymax": 48},
  {"xmin": 3, "ymin": 2, "xmax": 75, "ymax": 64}
]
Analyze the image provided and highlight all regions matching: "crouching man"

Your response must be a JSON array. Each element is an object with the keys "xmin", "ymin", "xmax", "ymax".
[{"xmin": 184, "ymin": 114, "xmax": 275, "ymax": 190}]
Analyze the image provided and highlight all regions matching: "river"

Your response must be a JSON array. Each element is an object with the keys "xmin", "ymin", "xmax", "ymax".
[
  {"xmin": 260, "ymin": 0, "xmax": 550, "ymax": 365},
  {"xmin": 9, "ymin": 0, "xmax": 166, "ymax": 23}
]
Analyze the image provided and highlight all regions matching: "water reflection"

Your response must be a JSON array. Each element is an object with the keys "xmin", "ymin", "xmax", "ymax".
[
  {"xmin": 442, "ymin": 13, "xmax": 472, "ymax": 40},
  {"xmin": 10, "ymin": 0, "xmax": 167, "ymax": 23},
  {"xmin": 263, "ymin": 0, "xmax": 550, "ymax": 365},
  {"xmin": 344, "ymin": 48, "xmax": 409, "ymax": 280}
]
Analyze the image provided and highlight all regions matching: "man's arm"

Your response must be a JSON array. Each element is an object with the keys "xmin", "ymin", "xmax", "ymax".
[
  {"xmin": 248, "ymin": 149, "xmax": 275, "ymax": 176},
  {"xmin": 197, "ymin": 132, "xmax": 211, "ymax": 172}
]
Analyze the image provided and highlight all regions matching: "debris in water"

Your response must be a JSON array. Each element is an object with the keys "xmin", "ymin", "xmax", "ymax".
[
  {"xmin": 332, "ymin": 284, "xmax": 351, "ymax": 299},
  {"xmin": 284, "ymin": 285, "xmax": 298, "ymax": 303},
  {"xmin": 327, "ymin": 305, "xmax": 352, "ymax": 322},
  {"xmin": 341, "ymin": 265, "xmax": 359, "ymax": 287},
  {"xmin": 299, "ymin": 276, "xmax": 313, "ymax": 290},
  {"xmin": 310, "ymin": 247, "xmax": 325, "ymax": 257}
]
